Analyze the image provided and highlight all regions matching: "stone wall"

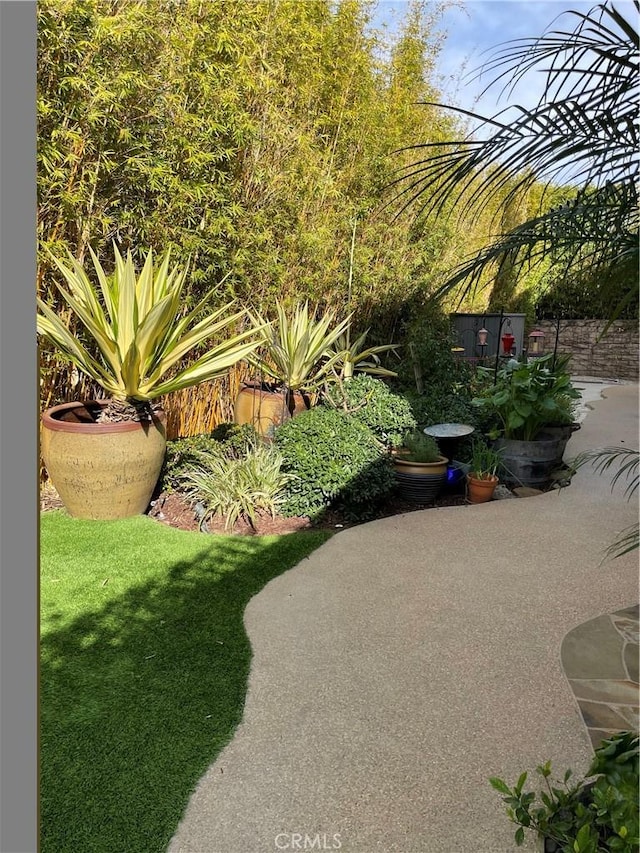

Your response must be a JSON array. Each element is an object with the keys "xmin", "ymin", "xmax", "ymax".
[{"xmin": 535, "ymin": 320, "xmax": 638, "ymax": 380}]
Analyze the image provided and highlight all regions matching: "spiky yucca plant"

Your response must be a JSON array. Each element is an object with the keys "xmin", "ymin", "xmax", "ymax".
[
  {"xmin": 329, "ymin": 330, "xmax": 398, "ymax": 380},
  {"xmin": 37, "ymin": 245, "xmax": 262, "ymax": 420},
  {"xmin": 250, "ymin": 301, "xmax": 352, "ymax": 393}
]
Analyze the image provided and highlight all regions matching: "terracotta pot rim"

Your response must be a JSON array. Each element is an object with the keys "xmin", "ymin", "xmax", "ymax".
[
  {"xmin": 239, "ymin": 382, "xmax": 306, "ymax": 397},
  {"xmin": 467, "ymin": 473, "xmax": 499, "ymax": 484},
  {"xmin": 41, "ymin": 400, "xmax": 166, "ymax": 434}
]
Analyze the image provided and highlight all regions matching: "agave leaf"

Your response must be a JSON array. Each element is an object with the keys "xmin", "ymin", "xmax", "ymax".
[
  {"xmin": 145, "ymin": 336, "xmax": 261, "ymax": 397},
  {"xmin": 149, "ymin": 308, "xmax": 258, "ymax": 382},
  {"xmin": 168, "ymin": 274, "xmax": 230, "ymax": 343},
  {"xmin": 133, "ymin": 292, "xmax": 184, "ymax": 372},
  {"xmin": 134, "ymin": 247, "xmax": 158, "ymax": 322},
  {"xmin": 253, "ymin": 301, "xmax": 352, "ymax": 390},
  {"xmin": 47, "ymin": 250, "xmax": 115, "ymax": 344},
  {"xmin": 119, "ymin": 340, "xmax": 144, "ymax": 399},
  {"xmin": 37, "ymin": 303, "xmax": 120, "ymax": 393},
  {"xmin": 38, "ymin": 245, "xmax": 259, "ymax": 403},
  {"xmin": 37, "ymin": 275, "xmax": 122, "ymax": 379},
  {"xmin": 87, "ymin": 245, "xmax": 117, "ymax": 327},
  {"xmin": 115, "ymin": 250, "xmax": 139, "ymax": 362}
]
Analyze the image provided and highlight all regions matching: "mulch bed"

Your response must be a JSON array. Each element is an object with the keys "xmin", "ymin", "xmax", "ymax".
[{"xmin": 40, "ymin": 483, "xmax": 470, "ymax": 537}]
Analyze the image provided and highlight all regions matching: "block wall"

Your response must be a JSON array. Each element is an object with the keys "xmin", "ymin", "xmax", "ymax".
[{"xmin": 535, "ymin": 320, "xmax": 638, "ymax": 381}]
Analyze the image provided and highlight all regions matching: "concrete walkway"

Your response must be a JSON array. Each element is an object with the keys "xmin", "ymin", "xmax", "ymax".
[{"xmin": 170, "ymin": 384, "xmax": 639, "ymax": 853}]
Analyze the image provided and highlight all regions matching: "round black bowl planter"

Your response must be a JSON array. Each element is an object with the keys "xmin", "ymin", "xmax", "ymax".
[{"xmin": 393, "ymin": 455, "xmax": 449, "ymax": 503}]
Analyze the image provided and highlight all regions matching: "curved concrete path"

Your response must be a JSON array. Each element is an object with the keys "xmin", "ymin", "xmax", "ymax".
[{"xmin": 170, "ymin": 385, "xmax": 639, "ymax": 853}]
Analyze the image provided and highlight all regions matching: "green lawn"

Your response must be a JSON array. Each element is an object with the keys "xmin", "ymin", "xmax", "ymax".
[{"xmin": 40, "ymin": 512, "xmax": 331, "ymax": 853}]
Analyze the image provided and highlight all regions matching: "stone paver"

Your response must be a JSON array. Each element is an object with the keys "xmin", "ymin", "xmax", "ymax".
[
  {"xmin": 562, "ymin": 604, "xmax": 639, "ymax": 749},
  {"xmin": 169, "ymin": 383, "xmax": 639, "ymax": 853}
]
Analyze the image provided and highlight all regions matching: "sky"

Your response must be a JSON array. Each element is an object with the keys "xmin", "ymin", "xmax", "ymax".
[{"xmin": 370, "ymin": 0, "xmax": 637, "ymax": 132}]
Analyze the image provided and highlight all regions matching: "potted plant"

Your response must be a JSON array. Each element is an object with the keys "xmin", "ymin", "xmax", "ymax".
[
  {"xmin": 38, "ymin": 244, "xmax": 262, "ymax": 520},
  {"xmin": 234, "ymin": 300, "xmax": 351, "ymax": 438},
  {"xmin": 393, "ymin": 430, "xmax": 448, "ymax": 502},
  {"xmin": 490, "ymin": 731, "xmax": 639, "ymax": 853},
  {"xmin": 327, "ymin": 328, "xmax": 399, "ymax": 381},
  {"xmin": 472, "ymin": 354, "xmax": 581, "ymax": 488},
  {"xmin": 466, "ymin": 441, "xmax": 502, "ymax": 503}
]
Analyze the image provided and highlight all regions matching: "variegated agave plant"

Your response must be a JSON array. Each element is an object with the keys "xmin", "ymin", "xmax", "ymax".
[
  {"xmin": 328, "ymin": 329, "xmax": 398, "ymax": 380},
  {"xmin": 37, "ymin": 245, "xmax": 262, "ymax": 419},
  {"xmin": 249, "ymin": 300, "xmax": 352, "ymax": 392}
]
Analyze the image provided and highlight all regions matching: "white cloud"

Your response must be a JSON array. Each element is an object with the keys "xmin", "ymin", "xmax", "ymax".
[{"xmin": 371, "ymin": 0, "xmax": 637, "ymax": 134}]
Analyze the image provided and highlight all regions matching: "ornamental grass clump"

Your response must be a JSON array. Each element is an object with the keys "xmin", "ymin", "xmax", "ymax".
[
  {"xmin": 469, "ymin": 440, "xmax": 503, "ymax": 479},
  {"xmin": 161, "ymin": 424, "xmax": 258, "ymax": 493},
  {"xmin": 185, "ymin": 441, "xmax": 293, "ymax": 531}
]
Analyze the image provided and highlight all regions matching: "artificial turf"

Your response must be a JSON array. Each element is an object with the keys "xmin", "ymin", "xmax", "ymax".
[{"xmin": 40, "ymin": 512, "xmax": 331, "ymax": 853}]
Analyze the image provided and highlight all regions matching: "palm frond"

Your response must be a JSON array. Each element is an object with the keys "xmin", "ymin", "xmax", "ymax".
[
  {"xmin": 389, "ymin": 1, "xmax": 639, "ymax": 317},
  {"xmin": 571, "ymin": 445, "xmax": 639, "ymax": 499},
  {"xmin": 602, "ymin": 523, "xmax": 639, "ymax": 562}
]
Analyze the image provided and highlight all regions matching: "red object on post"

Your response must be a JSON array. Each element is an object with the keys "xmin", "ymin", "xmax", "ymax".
[{"xmin": 501, "ymin": 333, "xmax": 515, "ymax": 355}]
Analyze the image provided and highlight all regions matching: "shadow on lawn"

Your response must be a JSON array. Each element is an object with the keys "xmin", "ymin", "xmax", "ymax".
[{"xmin": 40, "ymin": 529, "xmax": 329, "ymax": 853}]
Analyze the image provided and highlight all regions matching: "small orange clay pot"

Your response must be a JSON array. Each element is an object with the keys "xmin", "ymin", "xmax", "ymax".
[{"xmin": 467, "ymin": 473, "xmax": 499, "ymax": 504}]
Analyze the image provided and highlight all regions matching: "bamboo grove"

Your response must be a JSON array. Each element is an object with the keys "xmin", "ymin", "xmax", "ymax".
[{"xmin": 38, "ymin": 0, "xmax": 538, "ymax": 437}]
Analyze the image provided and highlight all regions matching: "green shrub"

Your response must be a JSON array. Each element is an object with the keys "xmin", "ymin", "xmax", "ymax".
[
  {"xmin": 185, "ymin": 442, "xmax": 293, "ymax": 530},
  {"xmin": 394, "ymin": 306, "xmax": 472, "ymax": 394},
  {"xmin": 400, "ymin": 430, "xmax": 441, "ymax": 462},
  {"xmin": 274, "ymin": 406, "xmax": 395, "ymax": 521},
  {"xmin": 490, "ymin": 731, "xmax": 639, "ymax": 852},
  {"xmin": 322, "ymin": 375, "xmax": 416, "ymax": 449},
  {"xmin": 162, "ymin": 434, "xmax": 224, "ymax": 493},
  {"xmin": 209, "ymin": 422, "xmax": 260, "ymax": 457}
]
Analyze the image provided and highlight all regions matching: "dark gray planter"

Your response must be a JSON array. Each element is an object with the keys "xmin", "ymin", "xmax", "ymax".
[
  {"xmin": 539, "ymin": 422, "xmax": 581, "ymax": 467},
  {"xmin": 393, "ymin": 455, "xmax": 448, "ymax": 503},
  {"xmin": 494, "ymin": 436, "xmax": 564, "ymax": 488}
]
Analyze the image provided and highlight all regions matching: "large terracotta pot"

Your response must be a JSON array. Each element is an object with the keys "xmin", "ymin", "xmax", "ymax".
[
  {"xmin": 234, "ymin": 383, "xmax": 309, "ymax": 440},
  {"xmin": 41, "ymin": 401, "xmax": 166, "ymax": 520}
]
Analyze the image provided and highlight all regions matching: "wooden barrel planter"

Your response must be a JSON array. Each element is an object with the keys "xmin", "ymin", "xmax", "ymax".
[
  {"xmin": 493, "ymin": 436, "xmax": 564, "ymax": 489},
  {"xmin": 234, "ymin": 383, "xmax": 310, "ymax": 440},
  {"xmin": 539, "ymin": 422, "xmax": 581, "ymax": 467},
  {"xmin": 41, "ymin": 400, "xmax": 167, "ymax": 520}
]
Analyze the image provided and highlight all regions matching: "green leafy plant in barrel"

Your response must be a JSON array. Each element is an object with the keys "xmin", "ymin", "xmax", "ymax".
[{"xmin": 473, "ymin": 353, "xmax": 580, "ymax": 441}]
